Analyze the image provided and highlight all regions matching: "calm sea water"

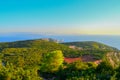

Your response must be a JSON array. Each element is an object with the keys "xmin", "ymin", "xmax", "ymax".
[{"xmin": 0, "ymin": 34, "xmax": 120, "ymax": 50}]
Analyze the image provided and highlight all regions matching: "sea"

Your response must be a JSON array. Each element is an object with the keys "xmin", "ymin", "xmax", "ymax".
[{"xmin": 0, "ymin": 33, "xmax": 120, "ymax": 50}]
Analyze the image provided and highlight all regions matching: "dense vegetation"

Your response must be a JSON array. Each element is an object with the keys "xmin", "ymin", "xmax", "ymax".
[
  {"xmin": 0, "ymin": 39, "xmax": 117, "ymax": 58},
  {"xmin": 0, "ymin": 38, "xmax": 120, "ymax": 80}
]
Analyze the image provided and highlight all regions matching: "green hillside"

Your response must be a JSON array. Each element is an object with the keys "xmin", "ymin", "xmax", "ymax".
[
  {"xmin": 63, "ymin": 41, "xmax": 120, "ymax": 69},
  {"xmin": 0, "ymin": 39, "xmax": 118, "ymax": 59},
  {"xmin": 62, "ymin": 41, "xmax": 118, "ymax": 51},
  {"xmin": 0, "ymin": 39, "xmax": 120, "ymax": 80},
  {"xmin": 0, "ymin": 39, "xmax": 68, "ymax": 50}
]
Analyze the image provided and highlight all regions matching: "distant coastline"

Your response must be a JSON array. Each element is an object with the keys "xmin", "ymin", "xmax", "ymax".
[{"xmin": 0, "ymin": 33, "xmax": 120, "ymax": 50}]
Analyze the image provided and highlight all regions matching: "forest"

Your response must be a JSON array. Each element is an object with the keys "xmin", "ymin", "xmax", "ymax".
[{"xmin": 0, "ymin": 38, "xmax": 120, "ymax": 80}]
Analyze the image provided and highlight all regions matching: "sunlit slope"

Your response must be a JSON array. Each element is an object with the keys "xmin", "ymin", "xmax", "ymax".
[{"xmin": 62, "ymin": 41, "xmax": 118, "ymax": 51}]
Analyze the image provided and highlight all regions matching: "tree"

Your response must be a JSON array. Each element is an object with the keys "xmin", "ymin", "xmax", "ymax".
[
  {"xmin": 96, "ymin": 61, "xmax": 114, "ymax": 79},
  {"xmin": 40, "ymin": 50, "xmax": 64, "ymax": 73}
]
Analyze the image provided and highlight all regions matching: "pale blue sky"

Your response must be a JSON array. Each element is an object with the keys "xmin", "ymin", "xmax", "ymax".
[{"xmin": 0, "ymin": 0, "xmax": 120, "ymax": 35}]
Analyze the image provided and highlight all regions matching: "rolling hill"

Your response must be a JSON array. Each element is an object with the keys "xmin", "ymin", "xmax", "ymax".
[
  {"xmin": 0, "ymin": 38, "xmax": 69, "ymax": 52},
  {"xmin": 62, "ymin": 41, "xmax": 118, "ymax": 51},
  {"xmin": 0, "ymin": 38, "xmax": 120, "ymax": 67}
]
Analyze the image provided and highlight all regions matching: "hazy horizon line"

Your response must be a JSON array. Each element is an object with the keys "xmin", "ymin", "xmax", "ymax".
[{"xmin": 0, "ymin": 32, "xmax": 120, "ymax": 36}]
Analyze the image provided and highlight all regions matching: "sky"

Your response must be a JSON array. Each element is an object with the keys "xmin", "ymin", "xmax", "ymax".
[{"xmin": 0, "ymin": 0, "xmax": 120, "ymax": 35}]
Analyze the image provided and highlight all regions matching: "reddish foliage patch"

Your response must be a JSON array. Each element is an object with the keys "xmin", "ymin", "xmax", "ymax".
[
  {"xmin": 64, "ymin": 57, "xmax": 81, "ymax": 63},
  {"xmin": 64, "ymin": 55, "xmax": 102, "ymax": 64}
]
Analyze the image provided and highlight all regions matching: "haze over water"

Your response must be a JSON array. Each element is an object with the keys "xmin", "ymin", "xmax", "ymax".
[{"xmin": 0, "ymin": 33, "xmax": 120, "ymax": 50}]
